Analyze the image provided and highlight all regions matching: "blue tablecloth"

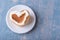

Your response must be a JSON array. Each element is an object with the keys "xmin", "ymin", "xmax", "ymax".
[{"xmin": 0, "ymin": 0, "xmax": 60, "ymax": 40}]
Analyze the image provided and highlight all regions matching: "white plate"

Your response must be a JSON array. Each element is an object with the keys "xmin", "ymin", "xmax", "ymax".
[{"xmin": 6, "ymin": 5, "xmax": 36, "ymax": 34}]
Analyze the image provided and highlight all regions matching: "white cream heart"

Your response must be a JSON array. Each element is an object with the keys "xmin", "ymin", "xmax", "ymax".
[{"xmin": 10, "ymin": 10, "xmax": 30, "ymax": 26}]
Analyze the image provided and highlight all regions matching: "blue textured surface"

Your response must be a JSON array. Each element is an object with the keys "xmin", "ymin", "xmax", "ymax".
[{"xmin": 0, "ymin": 0, "xmax": 60, "ymax": 40}]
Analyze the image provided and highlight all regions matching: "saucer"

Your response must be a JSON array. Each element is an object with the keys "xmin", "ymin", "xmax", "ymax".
[{"xmin": 6, "ymin": 5, "xmax": 36, "ymax": 34}]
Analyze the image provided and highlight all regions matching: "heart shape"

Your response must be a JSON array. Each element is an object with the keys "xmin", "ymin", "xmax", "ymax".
[{"xmin": 10, "ymin": 10, "xmax": 30, "ymax": 26}]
